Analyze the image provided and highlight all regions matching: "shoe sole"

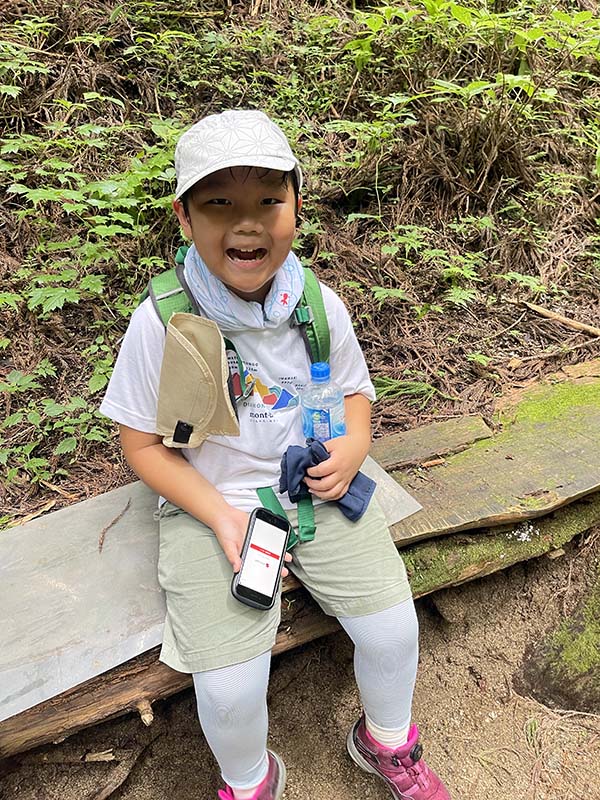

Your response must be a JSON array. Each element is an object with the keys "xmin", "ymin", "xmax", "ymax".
[
  {"xmin": 269, "ymin": 750, "xmax": 287, "ymax": 799},
  {"xmin": 346, "ymin": 728, "xmax": 405, "ymax": 800}
]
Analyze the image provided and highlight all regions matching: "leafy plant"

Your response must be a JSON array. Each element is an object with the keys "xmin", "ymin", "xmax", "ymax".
[
  {"xmin": 380, "ymin": 225, "xmax": 432, "ymax": 260},
  {"xmin": 3, "ymin": 0, "xmax": 600, "ymax": 525},
  {"xmin": 371, "ymin": 286, "xmax": 408, "ymax": 306},
  {"xmin": 373, "ymin": 376, "xmax": 456, "ymax": 409},
  {"xmin": 444, "ymin": 286, "xmax": 479, "ymax": 307},
  {"xmin": 83, "ymin": 337, "xmax": 115, "ymax": 393},
  {"xmin": 466, "ymin": 351, "xmax": 492, "ymax": 367},
  {"xmin": 1, "ymin": 395, "xmax": 113, "ymax": 486},
  {"xmin": 497, "ymin": 271, "xmax": 547, "ymax": 294},
  {"xmin": 0, "ymin": 359, "xmax": 56, "ymax": 394}
]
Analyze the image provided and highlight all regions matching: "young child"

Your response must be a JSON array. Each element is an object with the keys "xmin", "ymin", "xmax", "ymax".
[{"xmin": 100, "ymin": 109, "xmax": 450, "ymax": 800}]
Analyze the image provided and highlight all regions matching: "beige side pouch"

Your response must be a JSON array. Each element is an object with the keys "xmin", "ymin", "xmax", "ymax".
[{"xmin": 156, "ymin": 313, "xmax": 240, "ymax": 448}]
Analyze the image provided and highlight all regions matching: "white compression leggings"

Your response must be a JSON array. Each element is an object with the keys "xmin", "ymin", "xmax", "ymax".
[{"xmin": 192, "ymin": 597, "xmax": 419, "ymax": 790}]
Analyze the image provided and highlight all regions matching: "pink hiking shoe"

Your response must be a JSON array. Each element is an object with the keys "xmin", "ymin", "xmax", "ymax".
[
  {"xmin": 347, "ymin": 715, "xmax": 450, "ymax": 800},
  {"xmin": 217, "ymin": 751, "xmax": 286, "ymax": 800}
]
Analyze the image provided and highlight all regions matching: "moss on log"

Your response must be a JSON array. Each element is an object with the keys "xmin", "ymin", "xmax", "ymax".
[
  {"xmin": 404, "ymin": 492, "xmax": 600, "ymax": 597},
  {"xmin": 389, "ymin": 366, "xmax": 600, "ymax": 543}
]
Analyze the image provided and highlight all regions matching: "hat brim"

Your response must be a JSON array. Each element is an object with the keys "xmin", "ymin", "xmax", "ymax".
[{"xmin": 175, "ymin": 155, "xmax": 303, "ymax": 199}]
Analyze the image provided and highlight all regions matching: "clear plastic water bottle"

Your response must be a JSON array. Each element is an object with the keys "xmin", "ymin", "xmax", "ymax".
[{"xmin": 300, "ymin": 362, "xmax": 346, "ymax": 441}]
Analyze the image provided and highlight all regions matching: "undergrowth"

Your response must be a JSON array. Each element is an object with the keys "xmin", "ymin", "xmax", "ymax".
[{"xmin": 1, "ymin": 0, "xmax": 600, "ymax": 525}]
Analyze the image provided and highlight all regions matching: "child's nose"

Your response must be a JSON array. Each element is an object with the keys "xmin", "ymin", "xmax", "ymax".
[{"xmin": 232, "ymin": 212, "xmax": 264, "ymax": 234}]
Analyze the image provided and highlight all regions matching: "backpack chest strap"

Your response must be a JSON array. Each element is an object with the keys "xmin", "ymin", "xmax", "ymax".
[{"xmin": 256, "ymin": 486, "xmax": 315, "ymax": 551}]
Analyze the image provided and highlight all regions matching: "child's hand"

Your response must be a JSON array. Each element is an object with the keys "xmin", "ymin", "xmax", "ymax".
[
  {"xmin": 304, "ymin": 435, "xmax": 367, "ymax": 501},
  {"xmin": 212, "ymin": 507, "xmax": 249, "ymax": 573},
  {"xmin": 213, "ymin": 506, "xmax": 293, "ymax": 576}
]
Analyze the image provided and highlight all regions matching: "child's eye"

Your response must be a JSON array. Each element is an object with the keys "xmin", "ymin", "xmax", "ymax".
[
  {"xmin": 206, "ymin": 198, "xmax": 231, "ymax": 206},
  {"xmin": 262, "ymin": 198, "xmax": 282, "ymax": 206}
]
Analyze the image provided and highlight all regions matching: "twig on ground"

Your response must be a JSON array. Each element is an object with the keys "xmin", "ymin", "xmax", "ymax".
[
  {"xmin": 84, "ymin": 750, "xmax": 118, "ymax": 762},
  {"xmin": 477, "ymin": 311, "xmax": 528, "ymax": 343},
  {"xmin": 512, "ymin": 688, "xmax": 600, "ymax": 722},
  {"xmin": 98, "ymin": 498, "xmax": 131, "ymax": 553},
  {"xmin": 84, "ymin": 743, "xmax": 146, "ymax": 800},
  {"xmin": 6, "ymin": 500, "xmax": 56, "ymax": 528},
  {"xmin": 505, "ymin": 335, "xmax": 600, "ymax": 364},
  {"xmin": 40, "ymin": 480, "xmax": 78, "ymax": 501},
  {"xmin": 17, "ymin": 748, "xmax": 132, "ymax": 765},
  {"xmin": 341, "ymin": 70, "xmax": 360, "ymax": 115},
  {"xmin": 521, "ymin": 301, "xmax": 600, "ymax": 338}
]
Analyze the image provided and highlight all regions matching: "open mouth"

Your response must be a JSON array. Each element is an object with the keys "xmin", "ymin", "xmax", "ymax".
[{"xmin": 226, "ymin": 248, "xmax": 267, "ymax": 262}]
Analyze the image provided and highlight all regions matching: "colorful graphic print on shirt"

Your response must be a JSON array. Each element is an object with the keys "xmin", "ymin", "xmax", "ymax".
[{"xmin": 227, "ymin": 349, "xmax": 299, "ymax": 412}]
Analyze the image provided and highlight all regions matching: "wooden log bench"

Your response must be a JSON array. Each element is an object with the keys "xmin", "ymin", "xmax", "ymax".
[{"xmin": 1, "ymin": 362, "xmax": 600, "ymax": 758}]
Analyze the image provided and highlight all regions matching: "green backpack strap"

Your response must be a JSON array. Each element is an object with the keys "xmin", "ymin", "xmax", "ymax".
[
  {"xmin": 291, "ymin": 267, "xmax": 330, "ymax": 364},
  {"xmin": 139, "ymin": 246, "xmax": 197, "ymax": 326},
  {"xmin": 141, "ymin": 249, "xmax": 324, "ymax": 547},
  {"xmin": 256, "ymin": 486, "xmax": 316, "ymax": 551},
  {"xmin": 143, "ymin": 253, "xmax": 330, "ymax": 367},
  {"xmin": 175, "ymin": 245, "xmax": 189, "ymax": 265}
]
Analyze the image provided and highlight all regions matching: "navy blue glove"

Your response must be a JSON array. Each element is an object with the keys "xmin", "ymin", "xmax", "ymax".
[{"xmin": 279, "ymin": 439, "xmax": 376, "ymax": 522}]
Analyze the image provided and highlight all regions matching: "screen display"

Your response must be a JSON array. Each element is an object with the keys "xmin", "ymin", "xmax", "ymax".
[{"xmin": 238, "ymin": 517, "xmax": 287, "ymax": 597}]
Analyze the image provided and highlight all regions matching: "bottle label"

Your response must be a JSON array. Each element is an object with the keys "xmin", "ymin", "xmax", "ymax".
[{"xmin": 302, "ymin": 405, "xmax": 346, "ymax": 441}]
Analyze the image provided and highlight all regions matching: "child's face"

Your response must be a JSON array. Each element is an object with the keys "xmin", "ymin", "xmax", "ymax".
[{"xmin": 173, "ymin": 166, "xmax": 301, "ymax": 303}]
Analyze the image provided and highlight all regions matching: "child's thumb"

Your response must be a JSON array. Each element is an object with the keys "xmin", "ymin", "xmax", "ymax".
[{"xmin": 222, "ymin": 540, "xmax": 242, "ymax": 573}]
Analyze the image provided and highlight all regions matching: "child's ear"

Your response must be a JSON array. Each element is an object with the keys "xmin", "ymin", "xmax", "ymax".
[
  {"xmin": 173, "ymin": 199, "xmax": 193, "ymax": 239},
  {"xmin": 296, "ymin": 194, "xmax": 303, "ymax": 220}
]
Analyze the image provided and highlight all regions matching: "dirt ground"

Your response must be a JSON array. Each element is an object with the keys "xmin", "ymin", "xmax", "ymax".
[{"xmin": 2, "ymin": 531, "xmax": 599, "ymax": 800}]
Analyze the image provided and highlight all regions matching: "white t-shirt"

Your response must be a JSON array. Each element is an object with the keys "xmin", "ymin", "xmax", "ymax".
[{"xmin": 100, "ymin": 283, "xmax": 375, "ymax": 512}]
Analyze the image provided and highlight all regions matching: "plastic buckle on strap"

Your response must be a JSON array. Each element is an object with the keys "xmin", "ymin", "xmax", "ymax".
[{"xmin": 290, "ymin": 306, "xmax": 314, "ymax": 327}]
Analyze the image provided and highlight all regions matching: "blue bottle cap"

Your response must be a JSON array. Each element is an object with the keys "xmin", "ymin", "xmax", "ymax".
[{"xmin": 310, "ymin": 362, "xmax": 330, "ymax": 382}]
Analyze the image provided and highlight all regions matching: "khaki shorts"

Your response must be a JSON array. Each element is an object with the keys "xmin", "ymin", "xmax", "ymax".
[{"xmin": 158, "ymin": 498, "xmax": 412, "ymax": 673}]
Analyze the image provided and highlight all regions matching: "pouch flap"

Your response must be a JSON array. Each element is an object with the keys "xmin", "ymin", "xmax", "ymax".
[{"xmin": 157, "ymin": 313, "xmax": 240, "ymax": 448}]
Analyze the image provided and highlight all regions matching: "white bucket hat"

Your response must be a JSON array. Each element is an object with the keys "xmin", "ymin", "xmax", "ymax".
[{"xmin": 174, "ymin": 109, "xmax": 303, "ymax": 199}]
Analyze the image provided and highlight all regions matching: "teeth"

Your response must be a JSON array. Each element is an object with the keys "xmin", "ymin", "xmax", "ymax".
[{"xmin": 227, "ymin": 247, "xmax": 266, "ymax": 261}]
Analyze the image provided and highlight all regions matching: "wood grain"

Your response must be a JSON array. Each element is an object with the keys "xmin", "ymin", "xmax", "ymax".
[{"xmin": 370, "ymin": 416, "xmax": 493, "ymax": 470}]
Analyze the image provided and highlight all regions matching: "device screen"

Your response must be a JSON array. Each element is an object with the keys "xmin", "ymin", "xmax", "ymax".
[{"xmin": 238, "ymin": 516, "xmax": 288, "ymax": 597}]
